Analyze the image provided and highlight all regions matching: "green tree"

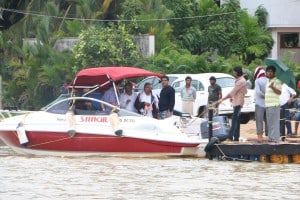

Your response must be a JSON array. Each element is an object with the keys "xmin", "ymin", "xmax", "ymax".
[
  {"xmin": 163, "ymin": 0, "xmax": 273, "ymax": 65},
  {"xmin": 255, "ymin": 5, "xmax": 268, "ymax": 28},
  {"xmin": 73, "ymin": 23, "xmax": 141, "ymax": 69},
  {"xmin": 120, "ymin": 0, "xmax": 173, "ymax": 53}
]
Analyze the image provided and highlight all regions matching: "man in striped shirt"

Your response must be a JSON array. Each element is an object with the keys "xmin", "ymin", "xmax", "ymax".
[{"xmin": 265, "ymin": 65, "xmax": 282, "ymax": 142}]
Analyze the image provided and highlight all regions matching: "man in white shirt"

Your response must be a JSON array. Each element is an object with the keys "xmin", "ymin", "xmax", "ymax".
[
  {"xmin": 253, "ymin": 66, "xmax": 268, "ymax": 140},
  {"xmin": 180, "ymin": 76, "xmax": 196, "ymax": 115},
  {"xmin": 119, "ymin": 82, "xmax": 138, "ymax": 112},
  {"xmin": 279, "ymin": 83, "xmax": 296, "ymax": 136}
]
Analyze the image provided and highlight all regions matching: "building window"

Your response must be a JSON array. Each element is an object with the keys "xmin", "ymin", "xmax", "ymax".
[{"xmin": 280, "ymin": 33, "xmax": 300, "ymax": 48}]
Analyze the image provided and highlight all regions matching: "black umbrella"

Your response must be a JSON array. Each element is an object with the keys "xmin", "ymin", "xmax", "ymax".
[{"xmin": 265, "ymin": 58, "xmax": 296, "ymax": 89}]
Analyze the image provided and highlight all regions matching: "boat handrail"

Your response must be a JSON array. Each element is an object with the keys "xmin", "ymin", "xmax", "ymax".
[{"xmin": 44, "ymin": 96, "xmax": 140, "ymax": 117}]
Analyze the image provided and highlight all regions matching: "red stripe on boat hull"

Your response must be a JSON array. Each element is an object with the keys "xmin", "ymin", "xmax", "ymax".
[{"xmin": 0, "ymin": 131, "xmax": 199, "ymax": 153}]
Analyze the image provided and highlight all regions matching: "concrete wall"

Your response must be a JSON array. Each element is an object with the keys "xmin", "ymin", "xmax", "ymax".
[{"xmin": 24, "ymin": 35, "xmax": 155, "ymax": 58}]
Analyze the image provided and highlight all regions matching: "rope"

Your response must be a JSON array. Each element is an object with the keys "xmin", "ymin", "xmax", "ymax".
[
  {"xmin": 215, "ymin": 144, "xmax": 252, "ymax": 162},
  {"xmin": 1, "ymin": 7, "xmax": 236, "ymax": 22},
  {"xmin": 27, "ymin": 137, "xmax": 71, "ymax": 148},
  {"xmin": 27, "ymin": 135, "xmax": 117, "ymax": 148}
]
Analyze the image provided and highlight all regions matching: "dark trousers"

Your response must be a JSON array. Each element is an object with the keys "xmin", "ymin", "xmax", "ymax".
[
  {"xmin": 280, "ymin": 103, "xmax": 292, "ymax": 136},
  {"xmin": 229, "ymin": 105, "xmax": 241, "ymax": 141}
]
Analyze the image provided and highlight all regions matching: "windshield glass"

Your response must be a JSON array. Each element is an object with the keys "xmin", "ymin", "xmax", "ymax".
[{"xmin": 216, "ymin": 77, "xmax": 235, "ymax": 88}]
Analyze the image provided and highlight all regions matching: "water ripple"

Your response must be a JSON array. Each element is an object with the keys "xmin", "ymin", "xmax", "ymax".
[{"xmin": 0, "ymin": 147, "xmax": 299, "ymax": 200}]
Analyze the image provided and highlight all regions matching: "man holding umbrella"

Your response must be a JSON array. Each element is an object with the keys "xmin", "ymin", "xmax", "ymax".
[{"xmin": 265, "ymin": 65, "xmax": 282, "ymax": 142}]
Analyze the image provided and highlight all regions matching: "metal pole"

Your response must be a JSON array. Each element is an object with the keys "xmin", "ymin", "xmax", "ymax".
[{"xmin": 208, "ymin": 102, "xmax": 213, "ymax": 141}]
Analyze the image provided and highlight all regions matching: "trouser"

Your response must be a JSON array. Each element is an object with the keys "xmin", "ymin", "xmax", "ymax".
[
  {"xmin": 280, "ymin": 103, "xmax": 292, "ymax": 136},
  {"xmin": 229, "ymin": 105, "xmax": 241, "ymax": 141},
  {"xmin": 255, "ymin": 105, "xmax": 268, "ymax": 136},
  {"xmin": 160, "ymin": 110, "xmax": 173, "ymax": 119},
  {"xmin": 266, "ymin": 106, "xmax": 280, "ymax": 142},
  {"xmin": 182, "ymin": 100, "xmax": 194, "ymax": 116}
]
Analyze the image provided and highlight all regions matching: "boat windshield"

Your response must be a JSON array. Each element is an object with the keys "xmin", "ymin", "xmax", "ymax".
[{"xmin": 45, "ymin": 96, "xmax": 140, "ymax": 117}]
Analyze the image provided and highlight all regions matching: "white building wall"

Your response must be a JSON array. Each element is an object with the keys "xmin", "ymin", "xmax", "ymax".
[{"xmin": 240, "ymin": 0, "xmax": 300, "ymax": 27}]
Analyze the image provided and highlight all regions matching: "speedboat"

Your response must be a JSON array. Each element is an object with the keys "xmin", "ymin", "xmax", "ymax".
[{"xmin": 0, "ymin": 66, "xmax": 208, "ymax": 157}]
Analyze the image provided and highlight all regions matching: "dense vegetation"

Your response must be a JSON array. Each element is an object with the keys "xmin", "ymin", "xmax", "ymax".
[{"xmin": 0, "ymin": 0, "xmax": 298, "ymax": 110}]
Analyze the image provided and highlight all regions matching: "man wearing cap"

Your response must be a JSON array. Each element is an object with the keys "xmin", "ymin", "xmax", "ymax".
[
  {"xmin": 253, "ymin": 66, "xmax": 268, "ymax": 140},
  {"xmin": 218, "ymin": 67, "xmax": 247, "ymax": 141},
  {"xmin": 208, "ymin": 76, "xmax": 222, "ymax": 116},
  {"xmin": 180, "ymin": 76, "xmax": 196, "ymax": 115}
]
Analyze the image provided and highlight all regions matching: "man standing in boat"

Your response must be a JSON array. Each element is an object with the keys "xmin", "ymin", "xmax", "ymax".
[
  {"xmin": 101, "ymin": 81, "xmax": 121, "ymax": 112},
  {"xmin": 134, "ymin": 82, "xmax": 159, "ymax": 118},
  {"xmin": 120, "ymin": 82, "xmax": 137, "ymax": 113},
  {"xmin": 159, "ymin": 75, "xmax": 175, "ymax": 119}
]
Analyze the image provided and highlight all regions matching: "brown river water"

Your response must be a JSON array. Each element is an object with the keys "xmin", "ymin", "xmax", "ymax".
[{"xmin": 0, "ymin": 144, "xmax": 299, "ymax": 200}]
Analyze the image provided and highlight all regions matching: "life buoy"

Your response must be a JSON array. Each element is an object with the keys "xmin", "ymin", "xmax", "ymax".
[{"xmin": 204, "ymin": 136, "xmax": 220, "ymax": 152}]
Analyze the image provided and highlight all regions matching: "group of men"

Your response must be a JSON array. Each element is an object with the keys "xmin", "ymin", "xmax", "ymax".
[
  {"xmin": 120, "ymin": 75, "xmax": 217, "ymax": 120},
  {"xmin": 254, "ymin": 66, "xmax": 299, "ymax": 142},
  {"xmin": 92, "ymin": 65, "xmax": 299, "ymax": 143},
  {"xmin": 213, "ymin": 65, "xmax": 299, "ymax": 143},
  {"xmin": 119, "ymin": 75, "xmax": 175, "ymax": 120},
  {"xmin": 109, "ymin": 67, "xmax": 247, "ymax": 142}
]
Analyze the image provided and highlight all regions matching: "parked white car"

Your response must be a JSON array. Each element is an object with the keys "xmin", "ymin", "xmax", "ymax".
[
  {"xmin": 171, "ymin": 73, "xmax": 255, "ymax": 124},
  {"xmin": 134, "ymin": 74, "xmax": 187, "ymax": 96}
]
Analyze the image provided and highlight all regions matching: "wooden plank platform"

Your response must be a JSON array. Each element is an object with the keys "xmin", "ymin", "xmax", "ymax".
[
  {"xmin": 209, "ymin": 143, "xmax": 300, "ymax": 155},
  {"xmin": 205, "ymin": 136, "xmax": 300, "ymax": 163}
]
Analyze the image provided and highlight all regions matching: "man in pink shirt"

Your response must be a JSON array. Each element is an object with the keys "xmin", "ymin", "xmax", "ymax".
[{"xmin": 218, "ymin": 67, "xmax": 247, "ymax": 141}]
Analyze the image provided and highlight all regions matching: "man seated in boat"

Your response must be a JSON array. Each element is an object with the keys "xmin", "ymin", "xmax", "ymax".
[
  {"xmin": 101, "ymin": 81, "xmax": 121, "ymax": 113},
  {"xmin": 73, "ymin": 87, "xmax": 105, "ymax": 115},
  {"xmin": 81, "ymin": 87, "xmax": 103, "ymax": 110}
]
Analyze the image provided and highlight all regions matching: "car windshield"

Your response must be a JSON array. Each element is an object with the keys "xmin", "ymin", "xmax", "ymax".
[
  {"xmin": 216, "ymin": 77, "xmax": 235, "ymax": 88},
  {"xmin": 152, "ymin": 76, "xmax": 180, "ymax": 90}
]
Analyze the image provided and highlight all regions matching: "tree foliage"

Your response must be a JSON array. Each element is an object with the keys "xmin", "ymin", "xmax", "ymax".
[
  {"xmin": 1, "ymin": 0, "xmax": 296, "ymax": 110},
  {"xmin": 73, "ymin": 23, "xmax": 141, "ymax": 70}
]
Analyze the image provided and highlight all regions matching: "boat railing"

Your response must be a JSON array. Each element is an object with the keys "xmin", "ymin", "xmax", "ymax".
[
  {"xmin": 0, "ymin": 110, "xmax": 31, "ymax": 121},
  {"xmin": 44, "ymin": 96, "xmax": 141, "ymax": 117}
]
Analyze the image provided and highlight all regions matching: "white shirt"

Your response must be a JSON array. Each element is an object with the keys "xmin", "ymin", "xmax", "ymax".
[
  {"xmin": 254, "ymin": 76, "xmax": 268, "ymax": 107},
  {"xmin": 119, "ymin": 92, "xmax": 138, "ymax": 112},
  {"xmin": 138, "ymin": 92, "xmax": 158, "ymax": 117},
  {"xmin": 279, "ymin": 83, "xmax": 296, "ymax": 106}
]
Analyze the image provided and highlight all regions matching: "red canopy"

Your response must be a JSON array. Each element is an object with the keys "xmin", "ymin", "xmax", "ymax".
[{"xmin": 71, "ymin": 66, "xmax": 162, "ymax": 86}]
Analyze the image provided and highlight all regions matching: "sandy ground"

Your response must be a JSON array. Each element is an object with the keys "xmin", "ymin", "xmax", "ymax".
[
  {"xmin": 240, "ymin": 119, "xmax": 257, "ymax": 138},
  {"xmin": 240, "ymin": 119, "xmax": 300, "ymax": 141}
]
